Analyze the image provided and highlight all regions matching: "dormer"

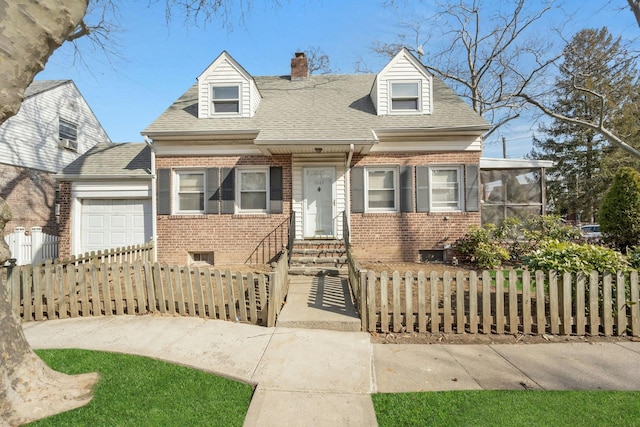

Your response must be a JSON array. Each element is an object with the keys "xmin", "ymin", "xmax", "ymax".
[
  {"xmin": 370, "ymin": 48, "xmax": 433, "ymax": 116},
  {"xmin": 197, "ymin": 51, "xmax": 261, "ymax": 118}
]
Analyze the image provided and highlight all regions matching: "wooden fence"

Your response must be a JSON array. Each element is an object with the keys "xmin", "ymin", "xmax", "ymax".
[
  {"xmin": 355, "ymin": 269, "xmax": 640, "ymax": 337},
  {"xmin": 2, "ymin": 253, "xmax": 290, "ymax": 327},
  {"xmin": 58, "ymin": 240, "xmax": 155, "ymax": 266}
]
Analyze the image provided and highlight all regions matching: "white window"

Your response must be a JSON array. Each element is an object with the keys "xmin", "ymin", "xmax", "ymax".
[
  {"xmin": 211, "ymin": 85, "xmax": 240, "ymax": 114},
  {"xmin": 58, "ymin": 118, "xmax": 78, "ymax": 151},
  {"xmin": 237, "ymin": 169, "xmax": 268, "ymax": 213},
  {"xmin": 431, "ymin": 167, "xmax": 462, "ymax": 211},
  {"xmin": 366, "ymin": 167, "xmax": 398, "ymax": 212},
  {"xmin": 176, "ymin": 171, "xmax": 205, "ymax": 213},
  {"xmin": 390, "ymin": 81, "xmax": 420, "ymax": 113}
]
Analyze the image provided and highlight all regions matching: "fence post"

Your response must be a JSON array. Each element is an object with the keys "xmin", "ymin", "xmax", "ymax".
[
  {"xmin": 31, "ymin": 227, "xmax": 43, "ymax": 264},
  {"xmin": 359, "ymin": 269, "xmax": 368, "ymax": 332},
  {"xmin": 13, "ymin": 227, "xmax": 26, "ymax": 265},
  {"xmin": 267, "ymin": 271, "xmax": 278, "ymax": 327}
]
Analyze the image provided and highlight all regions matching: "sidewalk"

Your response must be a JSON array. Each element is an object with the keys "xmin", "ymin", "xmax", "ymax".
[{"xmin": 23, "ymin": 315, "xmax": 640, "ymax": 426}]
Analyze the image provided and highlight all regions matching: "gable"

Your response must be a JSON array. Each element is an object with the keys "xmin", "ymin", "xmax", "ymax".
[
  {"xmin": 197, "ymin": 51, "xmax": 261, "ymax": 119},
  {"xmin": 371, "ymin": 48, "xmax": 433, "ymax": 116}
]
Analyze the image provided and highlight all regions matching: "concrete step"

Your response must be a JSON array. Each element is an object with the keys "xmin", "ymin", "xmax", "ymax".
[
  {"xmin": 288, "ymin": 266, "xmax": 349, "ymax": 276},
  {"xmin": 290, "ymin": 256, "xmax": 348, "ymax": 265},
  {"xmin": 291, "ymin": 248, "xmax": 346, "ymax": 257},
  {"xmin": 277, "ymin": 275, "xmax": 361, "ymax": 332}
]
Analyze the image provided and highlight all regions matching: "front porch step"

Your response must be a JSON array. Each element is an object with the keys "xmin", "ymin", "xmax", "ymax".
[
  {"xmin": 289, "ymin": 239, "xmax": 348, "ymax": 273},
  {"xmin": 276, "ymin": 275, "xmax": 361, "ymax": 332},
  {"xmin": 288, "ymin": 266, "xmax": 349, "ymax": 276}
]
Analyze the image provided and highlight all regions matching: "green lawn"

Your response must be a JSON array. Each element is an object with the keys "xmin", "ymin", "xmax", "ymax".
[
  {"xmin": 373, "ymin": 390, "xmax": 640, "ymax": 427},
  {"xmin": 29, "ymin": 349, "xmax": 253, "ymax": 427}
]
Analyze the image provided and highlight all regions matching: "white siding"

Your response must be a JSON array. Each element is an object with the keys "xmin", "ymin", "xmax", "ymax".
[
  {"xmin": 292, "ymin": 154, "xmax": 345, "ymax": 240},
  {"xmin": 375, "ymin": 53, "xmax": 432, "ymax": 116},
  {"xmin": 197, "ymin": 53, "xmax": 259, "ymax": 118},
  {"xmin": 0, "ymin": 81, "xmax": 110, "ymax": 172}
]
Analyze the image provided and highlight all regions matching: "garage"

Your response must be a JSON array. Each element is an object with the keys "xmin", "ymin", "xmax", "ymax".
[{"xmin": 81, "ymin": 199, "xmax": 152, "ymax": 253}]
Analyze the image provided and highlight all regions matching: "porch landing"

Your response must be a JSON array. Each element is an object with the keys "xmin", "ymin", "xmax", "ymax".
[{"xmin": 276, "ymin": 274, "xmax": 361, "ymax": 332}]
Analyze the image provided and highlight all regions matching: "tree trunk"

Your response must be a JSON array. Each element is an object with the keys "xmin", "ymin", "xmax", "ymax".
[{"xmin": 1, "ymin": 1, "xmax": 99, "ymax": 425}]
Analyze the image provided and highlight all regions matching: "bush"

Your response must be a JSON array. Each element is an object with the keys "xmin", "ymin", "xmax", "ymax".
[
  {"xmin": 598, "ymin": 167, "xmax": 640, "ymax": 250},
  {"xmin": 456, "ymin": 215, "xmax": 580, "ymax": 269},
  {"xmin": 456, "ymin": 224, "xmax": 510, "ymax": 269},
  {"xmin": 523, "ymin": 240, "xmax": 629, "ymax": 274}
]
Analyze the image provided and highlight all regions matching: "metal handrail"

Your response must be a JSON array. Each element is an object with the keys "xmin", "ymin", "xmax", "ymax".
[{"xmin": 287, "ymin": 211, "xmax": 295, "ymax": 265}]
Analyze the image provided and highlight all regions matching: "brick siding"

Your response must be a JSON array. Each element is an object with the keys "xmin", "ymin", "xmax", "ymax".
[
  {"xmin": 349, "ymin": 152, "xmax": 481, "ymax": 262},
  {"xmin": 156, "ymin": 154, "xmax": 292, "ymax": 265},
  {"xmin": 0, "ymin": 164, "xmax": 58, "ymax": 236}
]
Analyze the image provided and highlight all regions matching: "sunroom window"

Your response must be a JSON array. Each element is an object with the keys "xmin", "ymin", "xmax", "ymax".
[
  {"xmin": 177, "ymin": 171, "xmax": 205, "ymax": 213},
  {"xmin": 211, "ymin": 85, "xmax": 240, "ymax": 114},
  {"xmin": 237, "ymin": 169, "xmax": 268, "ymax": 213},
  {"xmin": 431, "ymin": 167, "xmax": 461, "ymax": 211},
  {"xmin": 366, "ymin": 168, "xmax": 398, "ymax": 211},
  {"xmin": 390, "ymin": 82, "xmax": 420, "ymax": 112}
]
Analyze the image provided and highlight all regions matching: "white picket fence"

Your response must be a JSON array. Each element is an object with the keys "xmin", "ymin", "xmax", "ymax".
[{"xmin": 4, "ymin": 227, "xmax": 59, "ymax": 265}]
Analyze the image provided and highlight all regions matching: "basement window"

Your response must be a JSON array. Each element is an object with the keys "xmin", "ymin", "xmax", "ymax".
[{"xmin": 189, "ymin": 251, "xmax": 214, "ymax": 266}]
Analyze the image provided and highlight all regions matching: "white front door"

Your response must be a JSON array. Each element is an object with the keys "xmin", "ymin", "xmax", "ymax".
[{"xmin": 303, "ymin": 167, "xmax": 335, "ymax": 238}]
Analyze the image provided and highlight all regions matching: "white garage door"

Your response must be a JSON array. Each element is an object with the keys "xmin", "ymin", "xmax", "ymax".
[{"xmin": 81, "ymin": 199, "xmax": 152, "ymax": 253}]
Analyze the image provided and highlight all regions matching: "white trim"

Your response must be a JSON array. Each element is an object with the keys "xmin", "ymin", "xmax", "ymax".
[
  {"xmin": 365, "ymin": 166, "xmax": 399, "ymax": 213},
  {"xmin": 388, "ymin": 80, "xmax": 422, "ymax": 114},
  {"xmin": 174, "ymin": 169, "xmax": 206, "ymax": 215},
  {"xmin": 210, "ymin": 83, "xmax": 242, "ymax": 117},
  {"xmin": 429, "ymin": 165, "xmax": 463, "ymax": 212},
  {"xmin": 302, "ymin": 166, "xmax": 336, "ymax": 238},
  {"xmin": 235, "ymin": 166, "xmax": 269, "ymax": 214}
]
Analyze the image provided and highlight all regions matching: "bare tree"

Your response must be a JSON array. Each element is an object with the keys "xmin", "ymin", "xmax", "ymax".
[
  {"xmin": 373, "ymin": 0, "xmax": 561, "ymax": 139},
  {"xmin": 302, "ymin": 46, "xmax": 336, "ymax": 74},
  {"xmin": 629, "ymin": 0, "xmax": 640, "ymax": 27}
]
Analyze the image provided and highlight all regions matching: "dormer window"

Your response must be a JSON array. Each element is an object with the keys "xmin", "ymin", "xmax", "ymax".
[
  {"xmin": 212, "ymin": 85, "xmax": 240, "ymax": 114},
  {"xmin": 390, "ymin": 81, "xmax": 420, "ymax": 113}
]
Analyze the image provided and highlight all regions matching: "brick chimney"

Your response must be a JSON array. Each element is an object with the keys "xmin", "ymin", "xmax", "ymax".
[{"xmin": 291, "ymin": 52, "xmax": 308, "ymax": 80}]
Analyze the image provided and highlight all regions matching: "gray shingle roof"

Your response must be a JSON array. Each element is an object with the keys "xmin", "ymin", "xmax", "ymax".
[
  {"xmin": 57, "ymin": 142, "xmax": 151, "ymax": 179},
  {"xmin": 143, "ymin": 74, "xmax": 489, "ymax": 142},
  {"xmin": 24, "ymin": 80, "xmax": 71, "ymax": 99}
]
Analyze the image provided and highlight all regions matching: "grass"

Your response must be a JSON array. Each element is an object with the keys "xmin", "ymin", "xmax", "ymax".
[
  {"xmin": 29, "ymin": 349, "xmax": 253, "ymax": 427},
  {"xmin": 373, "ymin": 390, "xmax": 640, "ymax": 427}
]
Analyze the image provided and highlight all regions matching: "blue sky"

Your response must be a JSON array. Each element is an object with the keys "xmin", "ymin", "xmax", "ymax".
[{"xmin": 36, "ymin": 0, "xmax": 639, "ymax": 158}]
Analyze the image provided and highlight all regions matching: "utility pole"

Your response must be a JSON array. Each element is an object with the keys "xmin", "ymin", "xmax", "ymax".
[{"xmin": 502, "ymin": 136, "xmax": 507, "ymax": 159}]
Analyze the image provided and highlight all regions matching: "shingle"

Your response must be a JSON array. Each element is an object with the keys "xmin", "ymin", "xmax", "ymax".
[
  {"xmin": 58, "ymin": 142, "xmax": 151, "ymax": 178},
  {"xmin": 143, "ymin": 74, "xmax": 488, "ymax": 141},
  {"xmin": 24, "ymin": 80, "xmax": 71, "ymax": 99}
]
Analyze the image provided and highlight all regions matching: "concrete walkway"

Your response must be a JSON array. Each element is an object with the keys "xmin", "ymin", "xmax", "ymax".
[{"xmin": 23, "ymin": 315, "xmax": 640, "ymax": 426}]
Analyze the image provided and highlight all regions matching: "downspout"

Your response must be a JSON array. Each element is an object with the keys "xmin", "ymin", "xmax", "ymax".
[
  {"xmin": 345, "ymin": 144, "xmax": 354, "ymax": 238},
  {"xmin": 144, "ymin": 135, "xmax": 158, "ymax": 262}
]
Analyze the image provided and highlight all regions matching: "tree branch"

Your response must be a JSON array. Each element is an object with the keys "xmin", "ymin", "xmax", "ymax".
[{"xmin": 516, "ymin": 92, "xmax": 640, "ymax": 159}]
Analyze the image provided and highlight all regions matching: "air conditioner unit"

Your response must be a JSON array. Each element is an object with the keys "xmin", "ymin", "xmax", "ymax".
[{"xmin": 59, "ymin": 138, "xmax": 77, "ymax": 150}]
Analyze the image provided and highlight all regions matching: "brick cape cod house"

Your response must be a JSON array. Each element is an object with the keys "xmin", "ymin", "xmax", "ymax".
[
  {"xmin": 142, "ymin": 48, "xmax": 490, "ymax": 265},
  {"xmin": 60, "ymin": 49, "xmax": 554, "ymax": 265}
]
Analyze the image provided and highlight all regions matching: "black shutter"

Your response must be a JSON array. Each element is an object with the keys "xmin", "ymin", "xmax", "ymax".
[
  {"xmin": 206, "ymin": 168, "xmax": 219, "ymax": 214},
  {"xmin": 157, "ymin": 169, "xmax": 170, "ymax": 215},
  {"xmin": 416, "ymin": 166, "xmax": 430, "ymax": 212},
  {"xmin": 221, "ymin": 168, "xmax": 235, "ymax": 214},
  {"xmin": 465, "ymin": 164, "xmax": 479, "ymax": 212},
  {"xmin": 400, "ymin": 166, "xmax": 414, "ymax": 213},
  {"xmin": 351, "ymin": 167, "xmax": 364, "ymax": 213},
  {"xmin": 269, "ymin": 166, "xmax": 283, "ymax": 214}
]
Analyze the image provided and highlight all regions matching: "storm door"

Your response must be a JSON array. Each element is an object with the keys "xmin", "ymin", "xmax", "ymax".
[{"xmin": 303, "ymin": 167, "xmax": 335, "ymax": 238}]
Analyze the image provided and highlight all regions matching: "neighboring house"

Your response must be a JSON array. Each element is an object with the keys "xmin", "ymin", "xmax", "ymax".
[
  {"xmin": 139, "ymin": 49, "xmax": 491, "ymax": 265},
  {"xmin": 0, "ymin": 80, "xmax": 111, "ymax": 236},
  {"xmin": 56, "ymin": 142, "xmax": 153, "ymax": 256}
]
